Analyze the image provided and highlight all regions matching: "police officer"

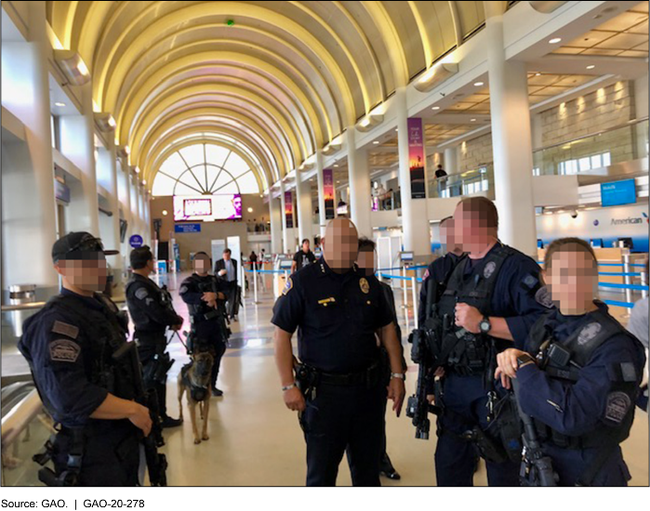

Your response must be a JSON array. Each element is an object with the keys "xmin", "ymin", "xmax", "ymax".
[
  {"xmin": 272, "ymin": 218, "xmax": 406, "ymax": 486},
  {"xmin": 356, "ymin": 236, "xmax": 405, "ymax": 481},
  {"xmin": 126, "ymin": 245, "xmax": 183, "ymax": 428},
  {"xmin": 429, "ymin": 197, "xmax": 547, "ymax": 486},
  {"xmin": 180, "ymin": 252, "xmax": 228, "ymax": 397},
  {"xmin": 18, "ymin": 232, "xmax": 152, "ymax": 486},
  {"xmin": 495, "ymin": 238, "xmax": 646, "ymax": 486},
  {"xmin": 418, "ymin": 215, "xmax": 463, "ymax": 326}
]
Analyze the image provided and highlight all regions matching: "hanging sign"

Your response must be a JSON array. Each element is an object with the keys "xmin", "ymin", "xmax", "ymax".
[
  {"xmin": 323, "ymin": 168, "xmax": 335, "ymax": 220},
  {"xmin": 408, "ymin": 118, "xmax": 426, "ymax": 199},
  {"xmin": 284, "ymin": 191, "xmax": 294, "ymax": 228}
]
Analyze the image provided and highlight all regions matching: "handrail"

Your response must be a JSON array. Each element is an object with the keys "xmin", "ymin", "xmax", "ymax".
[
  {"xmin": 1, "ymin": 302, "xmax": 47, "ymax": 312},
  {"xmin": 1, "ymin": 389, "xmax": 44, "ymax": 449}
]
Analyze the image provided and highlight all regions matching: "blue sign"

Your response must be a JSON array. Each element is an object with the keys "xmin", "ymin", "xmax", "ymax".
[
  {"xmin": 129, "ymin": 234, "xmax": 144, "ymax": 248},
  {"xmin": 175, "ymin": 223, "xmax": 202, "ymax": 233},
  {"xmin": 601, "ymin": 179, "xmax": 636, "ymax": 207}
]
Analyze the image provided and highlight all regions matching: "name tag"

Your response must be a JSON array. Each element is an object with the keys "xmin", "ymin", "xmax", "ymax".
[{"xmin": 318, "ymin": 297, "xmax": 336, "ymax": 306}]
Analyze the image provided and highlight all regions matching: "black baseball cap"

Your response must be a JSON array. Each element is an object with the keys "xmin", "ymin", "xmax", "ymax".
[{"xmin": 52, "ymin": 232, "xmax": 119, "ymax": 263}]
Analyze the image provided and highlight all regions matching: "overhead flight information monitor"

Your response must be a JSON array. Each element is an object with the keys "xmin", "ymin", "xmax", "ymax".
[{"xmin": 173, "ymin": 194, "xmax": 242, "ymax": 221}]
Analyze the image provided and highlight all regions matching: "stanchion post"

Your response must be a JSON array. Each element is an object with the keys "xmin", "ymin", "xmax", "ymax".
[
  {"xmin": 641, "ymin": 266, "xmax": 648, "ymax": 300},
  {"xmin": 402, "ymin": 267, "xmax": 408, "ymax": 308},
  {"xmin": 253, "ymin": 266, "xmax": 259, "ymax": 304},
  {"xmin": 411, "ymin": 276, "xmax": 419, "ymax": 330},
  {"xmin": 623, "ymin": 254, "xmax": 633, "ymax": 311}
]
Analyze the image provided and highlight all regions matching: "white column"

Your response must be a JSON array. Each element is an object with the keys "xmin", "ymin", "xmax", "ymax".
[
  {"xmin": 295, "ymin": 171, "xmax": 313, "ymax": 245},
  {"xmin": 485, "ymin": 4, "xmax": 537, "ymax": 256},
  {"xmin": 396, "ymin": 88, "xmax": 431, "ymax": 256},
  {"xmin": 0, "ymin": 1, "xmax": 58, "ymax": 294},
  {"xmin": 315, "ymin": 150, "xmax": 327, "ymax": 236},
  {"xmin": 444, "ymin": 146, "xmax": 458, "ymax": 175},
  {"xmin": 269, "ymin": 192, "xmax": 283, "ymax": 254},
  {"xmin": 97, "ymin": 144, "xmax": 122, "ymax": 266},
  {"xmin": 280, "ymin": 181, "xmax": 294, "ymax": 254},
  {"xmin": 346, "ymin": 129, "xmax": 373, "ymax": 237},
  {"xmin": 59, "ymin": 83, "xmax": 100, "ymax": 236}
]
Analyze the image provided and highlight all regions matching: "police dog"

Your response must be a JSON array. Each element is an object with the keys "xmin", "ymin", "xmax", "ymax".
[{"xmin": 177, "ymin": 351, "xmax": 214, "ymax": 444}]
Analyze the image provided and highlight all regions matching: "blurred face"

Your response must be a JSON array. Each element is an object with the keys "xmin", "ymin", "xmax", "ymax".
[
  {"xmin": 440, "ymin": 218, "xmax": 461, "ymax": 253},
  {"xmin": 545, "ymin": 247, "xmax": 597, "ymax": 314},
  {"xmin": 223, "ymin": 251, "xmax": 231, "ymax": 261},
  {"xmin": 454, "ymin": 202, "xmax": 496, "ymax": 254},
  {"xmin": 55, "ymin": 254, "xmax": 107, "ymax": 293},
  {"xmin": 302, "ymin": 241, "xmax": 310, "ymax": 252},
  {"xmin": 357, "ymin": 249, "xmax": 375, "ymax": 277},
  {"xmin": 322, "ymin": 218, "xmax": 359, "ymax": 273},
  {"xmin": 194, "ymin": 254, "xmax": 210, "ymax": 274}
]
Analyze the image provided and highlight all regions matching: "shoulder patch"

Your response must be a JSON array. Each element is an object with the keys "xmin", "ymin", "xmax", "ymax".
[
  {"xmin": 604, "ymin": 391, "xmax": 632, "ymax": 424},
  {"xmin": 535, "ymin": 286, "xmax": 555, "ymax": 309},
  {"xmin": 483, "ymin": 261, "xmax": 497, "ymax": 279},
  {"xmin": 282, "ymin": 277, "xmax": 293, "ymax": 296},
  {"xmin": 422, "ymin": 269, "xmax": 430, "ymax": 282},
  {"xmin": 49, "ymin": 339, "xmax": 81, "ymax": 363},
  {"xmin": 179, "ymin": 285, "xmax": 188, "ymax": 294},
  {"xmin": 51, "ymin": 320, "xmax": 79, "ymax": 340},
  {"xmin": 135, "ymin": 287, "xmax": 149, "ymax": 300}
]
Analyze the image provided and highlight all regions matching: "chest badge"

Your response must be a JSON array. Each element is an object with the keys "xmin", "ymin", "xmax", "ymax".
[
  {"xmin": 483, "ymin": 261, "xmax": 497, "ymax": 279},
  {"xmin": 360, "ymin": 278, "xmax": 370, "ymax": 294},
  {"xmin": 577, "ymin": 322, "xmax": 602, "ymax": 345}
]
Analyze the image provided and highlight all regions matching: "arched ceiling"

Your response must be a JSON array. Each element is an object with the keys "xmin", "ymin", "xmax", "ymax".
[{"xmin": 46, "ymin": 1, "xmax": 486, "ymax": 192}]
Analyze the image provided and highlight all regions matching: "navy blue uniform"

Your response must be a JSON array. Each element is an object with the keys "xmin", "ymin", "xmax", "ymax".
[
  {"xmin": 433, "ymin": 244, "xmax": 547, "ymax": 486},
  {"xmin": 126, "ymin": 273, "xmax": 182, "ymax": 418},
  {"xmin": 518, "ymin": 303, "xmax": 646, "ymax": 486},
  {"xmin": 418, "ymin": 252, "xmax": 461, "ymax": 325},
  {"xmin": 179, "ymin": 273, "xmax": 228, "ymax": 391},
  {"xmin": 272, "ymin": 259, "xmax": 393, "ymax": 486},
  {"xmin": 18, "ymin": 289, "xmax": 140, "ymax": 486}
]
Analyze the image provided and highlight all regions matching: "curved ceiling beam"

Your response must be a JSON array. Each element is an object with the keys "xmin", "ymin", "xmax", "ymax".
[
  {"xmin": 75, "ymin": 1, "xmax": 119, "ymax": 68},
  {"xmin": 129, "ymin": 81, "xmax": 312, "ymax": 164},
  {"xmin": 139, "ymin": 108, "xmax": 291, "ymax": 181},
  {"xmin": 148, "ymin": 125, "xmax": 278, "ymax": 191},
  {"xmin": 132, "ymin": 92, "xmax": 302, "ymax": 175},
  {"xmin": 91, "ymin": 2, "xmax": 359, "ymax": 125},
  {"xmin": 407, "ymin": 1, "xmax": 434, "ymax": 66}
]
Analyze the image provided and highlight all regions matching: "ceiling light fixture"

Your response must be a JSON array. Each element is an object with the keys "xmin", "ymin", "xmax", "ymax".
[
  {"xmin": 431, "ymin": 106, "xmax": 440, "ymax": 110},
  {"xmin": 53, "ymin": 50, "xmax": 91, "ymax": 85},
  {"xmin": 586, "ymin": 65, "xmax": 595, "ymax": 70},
  {"xmin": 54, "ymin": 102, "xmax": 66, "ymax": 107},
  {"xmin": 162, "ymin": 210, "xmax": 168, "ymax": 216},
  {"xmin": 548, "ymin": 37, "xmax": 562, "ymax": 44},
  {"xmin": 470, "ymin": 118, "xmax": 476, "ymax": 122},
  {"xmin": 474, "ymin": 81, "xmax": 484, "ymax": 87},
  {"xmin": 373, "ymin": 141, "xmax": 380, "ymax": 145}
]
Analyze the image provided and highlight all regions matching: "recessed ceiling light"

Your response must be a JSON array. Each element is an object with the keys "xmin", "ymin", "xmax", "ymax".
[
  {"xmin": 373, "ymin": 141, "xmax": 380, "ymax": 145},
  {"xmin": 54, "ymin": 102, "xmax": 66, "ymax": 107},
  {"xmin": 333, "ymin": 164, "xmax": 339, "ymax": 168},
  {"xmin": 586, "ymin": 65, "xmax": 595, "ymax": 70},
  {"xmin": 535, "ymin": 72, "xmax": 541, "ymax": 76},
  {"xmin": 395, "ymin": 128, "xmax": 398, "ymax": 132},
  {"xmin": 431, "ymin": 106, "xmax": 440, "ymax": 110},
  {"xmin": 247, "ymin": 207, "xmax": 253, "ymax": 213},
  {"xmin": 549, "ymin": 37, "xmax": 562, "ymax": 44},
  {"xmin": 470, "ymin": 118, "xmax": 476, "ymax": 122},
  {"xmin": 162, "ymin": 210, "xmax": 168, "ymax": 216},
  {"xmin": 473, "ymin": 82, "xmax": 484, "ymax": 87}
]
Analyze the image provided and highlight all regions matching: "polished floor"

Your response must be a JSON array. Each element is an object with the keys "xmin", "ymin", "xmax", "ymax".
[{"xmin": 152, "ymin": 271, "xmax": 649, "ymax": 487}]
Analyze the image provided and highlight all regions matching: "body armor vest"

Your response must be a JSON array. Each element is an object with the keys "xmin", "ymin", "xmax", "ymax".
[
  {"xmin": 527, "ymin": 306, "xmax": 641, "ymax": 450},
  {"xmin": 436, "ymin": 244, "xmax": 515, "ymax": 375}
]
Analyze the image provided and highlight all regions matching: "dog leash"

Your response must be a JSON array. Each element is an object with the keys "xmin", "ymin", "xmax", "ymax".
[{"xmin": 170, "ymin": 329, "xmax": 189, "ymax": 351}]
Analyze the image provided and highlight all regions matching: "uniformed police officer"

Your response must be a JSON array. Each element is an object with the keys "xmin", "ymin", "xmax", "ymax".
[
  {"xmin": 179, "ymin": 252, "xmax": 228, "ymax": 397},
  {"xmin": 272, "ymin": 218, "xmax": 406, "ymax": 486},
  {"xmin": 418, "ymin": 215, "xmax": 463, "ymax": 326},
  {"xmin": 428, "ymin": 197, "xmax": 548, "ymax": 486},
  {"xmin": 495, "ymin": 238, "xmax": 646, "ymax": 486},
  {"xmin": 126, "ymin": 245, "xmax": 183, "ymax": 428},
  {"xmin": 356, "ymin": 237, "xmax": 405, "ymax": 481},
  {"xmin": 18, "ymin": 232, "xmax": 152, "ymax": 486}
]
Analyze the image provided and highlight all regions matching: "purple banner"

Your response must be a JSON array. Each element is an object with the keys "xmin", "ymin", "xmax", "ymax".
[
  {"xmin": 284, "ymin": 191, "xmax": 294, "ymax": 228},
  {"xmin": 323, "ymin": 168, "xmax": 335, "ymax": 220},
  {"xmin": 408, "ymin": 117, "xmax": 426, "ymax": 199}
]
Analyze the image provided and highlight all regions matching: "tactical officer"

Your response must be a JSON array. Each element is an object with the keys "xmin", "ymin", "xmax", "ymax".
[
  {"xmin": 418, "ymin": 216, "xmax": 463, "ymax": 326},
  {"xmin": 126, "ymin": 245, "xmax": 183, "ymax": 428},
  {"xmin": 272, "ymin": 218, "xmax": 406, "ymax": 486},
  {"xmin": 495, "ymin": 238, "xmax": 646, "ymax": 486},
  {"xmin": 356, "ymin": 237, "xmax": 405, "ymax": 481},
  {"xmin": 18, "ymin": 232, "xmax": 152, "ymax": 486},
  {"xmin": 180, "ymin": 252, "xmax": 229, "ymax": 397},
  {"xmin": 426, "ymin": 197, "xmax": 548, "ymax": 486}
]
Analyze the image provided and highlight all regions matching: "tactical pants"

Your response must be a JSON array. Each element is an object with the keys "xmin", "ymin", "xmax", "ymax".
[
  {"xmin": 543, "ymin": 443, "xmax": 630, "ymax": 486},
  {"xmin": 52, "ymin": 422, "xmax": 140, "ymax": 486},
  {"xmin": 302, "ymin": 382, "xmax": 386, "ymax": 486},
  {"xmin": 435, "ymin": 372, "xmax": 519, "ymax": 486},
  {"xmin": 223, "ymin": 281, "xmax": 239, "ymax": 318},
  {"xmin": 136, "ymin": 332, "xmax": 169, "ymax": 418}
]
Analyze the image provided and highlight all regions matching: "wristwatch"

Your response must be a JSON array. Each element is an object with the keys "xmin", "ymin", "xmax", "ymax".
[
  {"xmin": 390, "ymin": 373, "xmax": 405, "ymax": 380},
  {"xmin": 281, "ymin": 383, "xmax": 297, "ymax": 392},
  {"xmin": 516, "ymin": 353, "xmax": 535, "ymax": 368},
  {"xmin": 479, "ymin": 316, "xmax": 491, "ymax": 334}
]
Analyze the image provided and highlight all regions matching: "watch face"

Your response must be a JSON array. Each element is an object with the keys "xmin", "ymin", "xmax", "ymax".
[{"xmin": 480, "ymin": 319, "xmax": 490, "ymax": 333}]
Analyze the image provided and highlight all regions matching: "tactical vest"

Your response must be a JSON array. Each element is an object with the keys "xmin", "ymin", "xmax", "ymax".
[
  {"xmin": 436, "ymin": 244, "xmax": 515, "ymax": 375},
  {"xmin": 24, "ymin": 293, "xmax": 136, "ymax": 404},
  {"xmin": 527, "ymin": 306, "xmax": 641, "ymax": 450},
  {"xmin": 185, "ymin": 275, "xmax": 217, "ymax": 319}
]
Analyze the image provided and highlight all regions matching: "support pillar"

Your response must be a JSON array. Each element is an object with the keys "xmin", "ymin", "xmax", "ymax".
[
  {"xmin": 315, "ymin": 150, "xmax": 327, "ymax": 236},
  {"xmin": 269, "ymin": 191, "xmax": 282, "ymax": 254},
  {"xmin": 280, "ymin": 181, "xmax": 294, "ymax": 254},
  {"xmin": 396, "ymin": 88, "xmax": 431, "ymax": 256},
  {"xmin": 346, "ymin": 129, "xmax": 372, "ymax": 237},
  {"xmin": 444, "ymin": 146, "xmax": 458, "ymax": 175},
  {"xmin": 485, "ymin": 3, "xmax": 537, "ymax": 256},
  {"xmin": 295, "ymin": 171, "xmax": 312, "ymax": 246}
]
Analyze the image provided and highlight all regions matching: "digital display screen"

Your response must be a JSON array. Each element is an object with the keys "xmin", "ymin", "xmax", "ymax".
[
  {"xmin": 400, "ymin": 251, "xmax": 414, "ymax": 262},
  {"xmin": 173, "ymin": 194, "xmax": 242, "ymax": 221},
  {"xmin": 601, "ymin": 179, "xmax": 636, "ymax": 207}
]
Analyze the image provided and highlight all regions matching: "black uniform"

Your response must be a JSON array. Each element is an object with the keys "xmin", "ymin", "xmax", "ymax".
[
  {"xmin": 518, "ymin": 302, "xmax": 645, "ymax": 486},
  {"xmin": 18, "ymin": 289, "xmax": 140, "ymax": 486},
  {"xmin": 126, "ymin": 273, "xmax": 182, "ymax": 419},
  {"xmin": 179, "ymin": 273, "xmax": 228, "ymax": 391},
  {"xmin": 426, "ymin": 242, "xmax": 547, "ymax": 486},
  {"xmin": 272, "ymin": 259, "xmax": 394, "ymax": 486},
  {"xmin": 418, "ymin": 252, "xmax": 461, "ymax": 326}
]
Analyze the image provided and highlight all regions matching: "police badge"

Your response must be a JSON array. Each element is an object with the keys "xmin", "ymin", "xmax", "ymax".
[
  {"xmin": 359, "ymin": 278, "xmax": 370, "ymax": 294},
  {"xmin": 578, "ymin": 322, "xmax": 602, "ymax": 345},
  {"xmin": 483, "ymin": 261, "xmax": 497, "ymax": 279}
]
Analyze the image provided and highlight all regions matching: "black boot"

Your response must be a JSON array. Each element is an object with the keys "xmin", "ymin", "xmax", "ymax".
[{"xmin": 379, "ymin": 452, "xmax": 401, "ymax": 480}]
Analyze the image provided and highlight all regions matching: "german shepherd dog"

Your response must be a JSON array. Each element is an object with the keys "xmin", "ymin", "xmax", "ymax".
[{"xmin": 178, "ymin": 351, "xmax": 214, "ymax": 444}]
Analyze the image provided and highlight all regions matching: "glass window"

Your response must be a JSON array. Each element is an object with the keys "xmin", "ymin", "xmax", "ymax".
[
  {"xmin": 602, "ymin": 152, "xmax": 611, "ymax": 166},
  {"xmin": 578, "ymin": 157, "xmax": 591, "ymax": 172},
  {"xmin": 591, "ymin": 154, "xmax": 602, "ymax": 168}
]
